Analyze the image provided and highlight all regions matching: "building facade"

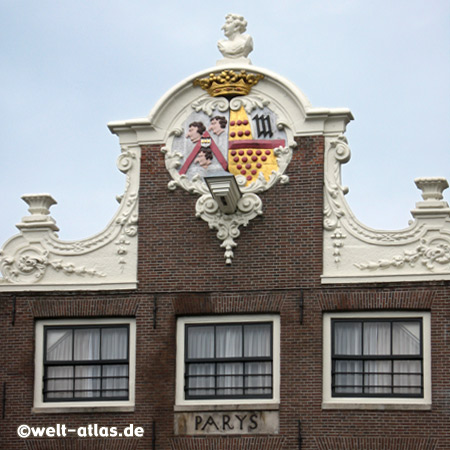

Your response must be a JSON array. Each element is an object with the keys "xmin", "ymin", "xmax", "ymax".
[{"xmin": 1, "ymin": 15, "xmax": 449, "ymax": 450}]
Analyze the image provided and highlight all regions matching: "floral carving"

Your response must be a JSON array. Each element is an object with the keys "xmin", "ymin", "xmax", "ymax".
[
  {"xmin": 354, "ymin": 240, "xmax": 450, "ymax": 272},
  {"xmin": 0, "ymin": 247, "xmax": 105, "ymax": 284},
  {"xmin": 331, "ymin": 227, "xmax": 347, "ymax": 263}
]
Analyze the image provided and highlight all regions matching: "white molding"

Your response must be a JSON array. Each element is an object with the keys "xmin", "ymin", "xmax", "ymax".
[
  {"xmin": 0, "ymin": 146, "xmax": 140, "ymax": 290},
  {"xmin": 108, "ymin": 64, "xmax": 353, "ymax": 146},
  {"xmin": 33, "ymin": 318, "xmax": 136, "ymax": 413},
  {"xmin": 322, "ymin": 311, "xmax": 431, "ymax": 410},
  {"xmin": 322, "ymin": 135, "xmax": 450, "ymax": 283},
  {"xmin": 321, "ymin": 274, "xmax": 450, "ymax": 284},
  {"xmin": 175, "ymin": 314, "xmax": 280, "ymax": 408},
  {"xmin": 0, "ymin": 282, "xmax": 138, "ymax": 292}
]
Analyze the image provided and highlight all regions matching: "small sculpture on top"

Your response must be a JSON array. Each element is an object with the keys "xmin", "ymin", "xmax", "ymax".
[{"xmin": 217, "ymin": 14, "xmax": 253, "ymax": 64}]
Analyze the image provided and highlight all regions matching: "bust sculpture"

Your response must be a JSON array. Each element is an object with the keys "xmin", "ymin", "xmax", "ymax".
[{"xmin": 217, "ymin": 14, "xmax": 253, "ymax": 62}]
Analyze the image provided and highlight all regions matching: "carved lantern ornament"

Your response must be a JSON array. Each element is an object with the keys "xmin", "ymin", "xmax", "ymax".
[{"xmin": 162, "ymin": 69, "xmax": 293, "ymax": 264}]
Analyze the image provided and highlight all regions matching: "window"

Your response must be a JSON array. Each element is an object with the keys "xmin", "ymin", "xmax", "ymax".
[
  {"xmin": 323, "ymin": 312, "xmax": 431, "ymax": 409},
  {"xmin": 176, "ymin": 315, "xmax": 280, "ymax": 407},
  {"xmin": 34, "ymin": 318, "xmax": 136, "ymax": 412}
]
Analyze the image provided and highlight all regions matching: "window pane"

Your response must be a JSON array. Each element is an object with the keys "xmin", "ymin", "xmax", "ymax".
[
  {"xmin": 102, "ymin": 328, "xmax": 128, "ymax": 360},
  {"xmin": 334, "ymin": 322, "xmax": 361, "ymax": 355},
  {"xmin": 216, "ymin": 325, "xmax": 242, "ymax": 358},
  {"xmin": 184, "ymin": 320, "xmax": 275, "ymax": 400},
  {"xmin": 393, "ymin": 322, "xmax": 420, "ymax": 355},
  {"xmin": 364, "ymin": 360, "xmax": 392, "ymax": 394},
  {"xmin": 244, "ymin": 324, "xmax": 271, "ymax": 357},
  {"xmin": 46, "ymin": 329, "xmax": 72, "ymax": 361},
  {"xmin": 74, "ymin": 365, "xmax": 101, "ymax": 398},
  {"xmin": 102, "ymin": 364, "xmax": 129, "ymax": 397},
  {"xmin": 187, "ymin": 326, "xmax": 214, "ymax": 359},
  {"xmin": 47, "ymin": 366, "xmax": 73, "ymax": 399},
  {"xmin": 245, "ymin": 362, "xmax": 272, "ymax": 395},
  {"xmin": 187, "ymin": 363, "xmax": 215, "ymax": 396},
  {"xmin": 363, "ymin": 322, "xmax": 391, "ymax": 355},
  {"xmin": 217, "ymin": 362, "xmax": 243, "ymax": 396},
  {"xmin": 334, "ymin": 360, "xmax": 363, "ymax": 393},
  {"xmin": 393, "ymin": 360, "xmax": 422, "ymax": 394},
  {"xmin": 74, "ymin": 329, "xmax": 100, "ymax": 360}
]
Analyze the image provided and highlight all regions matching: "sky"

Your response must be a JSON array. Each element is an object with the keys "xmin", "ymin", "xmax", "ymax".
[{"xmin": 1, "ymin": 0, "xmax": 449, "ymax": 247}]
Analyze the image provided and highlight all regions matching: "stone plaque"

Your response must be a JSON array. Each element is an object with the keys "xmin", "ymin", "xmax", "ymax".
[{"xmin": 174, "ymin": 410, "xmax": 279, "ymax": 435}]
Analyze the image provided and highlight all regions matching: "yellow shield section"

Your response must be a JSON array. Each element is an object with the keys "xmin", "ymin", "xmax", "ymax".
[{"xmin": 227, "ymin": 106, "xmax": 279, "ymax": 185}]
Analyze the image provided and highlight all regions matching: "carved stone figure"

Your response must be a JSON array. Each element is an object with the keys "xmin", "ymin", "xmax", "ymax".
[
  {"xmin": 194, "ymin": 148, "xmax": 213, "ymax": 169},
  {"xmin": 217, "ymin": 14, "xmax": 253, "ymax": 60}
]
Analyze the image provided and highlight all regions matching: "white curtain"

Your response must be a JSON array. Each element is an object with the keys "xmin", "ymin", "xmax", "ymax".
[
  {"xmin": 186, "ymin": 323, "xmax": 271, "ymax": 397},
  {"xmin": 334, "ymin": 322, "xmax": 362, "ymax": 393},
  {"xmin": 363, "ymin": 322, "xmax": 391, "ymax": 394},
  {"xmin": 101, "ymin": 328, "xmax": 129, "ymax": 397},
  {"xmin": 45, "ymin": 327, "xmax": 128, "ymax": 399},
  {"xmin": 393, "ymin": 322, "xmax": 421, "ymax": 394},
  {"xmin": 217, "ymin": 325, "xmax": 242, "ymax": 396},
  {"xmin": 334, "ymin": 321, "xmax": 421, "ymax": 395},
  {"xmin": 74, "ymin": 329, "xmax": 100, "ymax": 398},
  {"xmin": 46, "ymin": 329, "xmax": 74, "ymax": 399},
  {"xmin": 187, "ymin": 326, "xmax": 215, "ymax": 396},
  {"xmin": 244, "ymin": 324, "xmax": 271, "ymax": 395}
]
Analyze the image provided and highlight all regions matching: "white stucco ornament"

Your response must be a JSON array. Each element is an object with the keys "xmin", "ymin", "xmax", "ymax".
[
  {"xmin": 322, "ymin": 136, "xmax": 450, "ymax": 283},
  {"xmin": 0, "ymin": 145, "xmax": 140, "ymax": 291}
]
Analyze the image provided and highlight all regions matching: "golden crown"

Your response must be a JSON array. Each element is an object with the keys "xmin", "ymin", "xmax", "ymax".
[{"xmin": 193, "ymin": 70, "xmax": 264, "ymax": 97}]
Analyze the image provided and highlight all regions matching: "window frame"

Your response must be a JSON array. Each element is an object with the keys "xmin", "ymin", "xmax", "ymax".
[
  {"xmin": 323, "ymin": 311, "xmax": 431, "ymax": 410},
  {"xmin": 176, "ymin": 314, "xmax": 280, "ymax": 407},
  {"xmin": 34, "ymin": 318, "xmax": 136, "ymax": 413},
  {"xmin": 43, "ymin": 324, "xmax": 130, "ymax": 402}
]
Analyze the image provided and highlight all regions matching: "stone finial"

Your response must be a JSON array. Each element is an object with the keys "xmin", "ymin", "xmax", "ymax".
[
  {"xmin": 217, "ymin": 14, "xmax": 253, "ymax": 65},
  {"xmin": 415, "ymin": 177, "xmax": 449, "ymax": 201},
  {"xmin": 410, "ymin": 177, "xmax": 450, "ymax": 220},
  {"xmin": 17, "ymin": 193, "xmax": 59, "ymax": 231}
]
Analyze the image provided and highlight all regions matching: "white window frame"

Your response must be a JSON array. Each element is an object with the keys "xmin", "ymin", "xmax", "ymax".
[
  {"xmin": 175, "ymin": 314, "xmax": 280, "ymax": 408},
  {"xmin": 33, "ymin": 318, "xmax": 136, "ymax": 413},
  {"xmin": 323, "ymin": 311, "xmax": 431, "ymax": 410}
]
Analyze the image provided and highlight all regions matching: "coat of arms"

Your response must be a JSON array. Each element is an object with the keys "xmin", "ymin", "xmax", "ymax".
[{"xmin": 162, "ymin": 16, "xmax": 294, "ymax": 264}]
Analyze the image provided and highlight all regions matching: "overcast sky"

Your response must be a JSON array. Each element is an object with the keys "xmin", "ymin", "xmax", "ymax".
[{"xmin": 1, "ymin": 0, "xmax": 449, "ymax": 247}]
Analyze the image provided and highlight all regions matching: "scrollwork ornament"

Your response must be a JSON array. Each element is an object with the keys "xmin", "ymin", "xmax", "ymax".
[
  {"xmin": 117, "ymin": 149, "xmax": 136, "ymax": 173},
  {"xmin": 229, "ymin": 94, "xmax": 270, "ymax": 114},
  {"xmin": 124, "ymin": 212, "xmax": 138, "ymax": 237},
  {"xmin": 324, "ymin": 135, "xmax": 429, "ymax": 251},
  {"xmin": 331, "ymin": 135, "xmax": 351, "ymax": 164},
  {"xmin": 191, "ymin": 97, "xmax": 229, "ymax": 116},
  {"xmin": 323, "ymin": 135, "xmax": 352, "ymax": 262},
  {"xmin": 0, "ymin": 246, "xmax": 105, "ymax": 284},
  {"xmin": 195, "ymin": 193, "xmax": 263, "ymax": 264}
]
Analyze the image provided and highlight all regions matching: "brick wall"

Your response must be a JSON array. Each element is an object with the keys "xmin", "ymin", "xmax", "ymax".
[{"xmin": 0, "ymin": 135, "xmax": 449, "ymax": 449}]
